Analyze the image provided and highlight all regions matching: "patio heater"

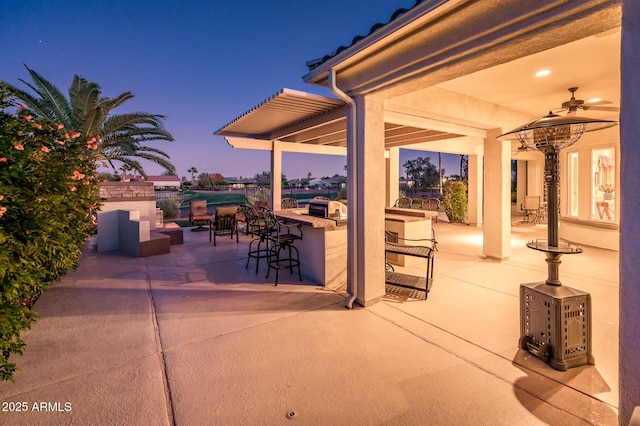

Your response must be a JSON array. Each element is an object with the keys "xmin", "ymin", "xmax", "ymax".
[{"xmin": 500, "ymin": 112, "xmax": 616, "ymax": 371}]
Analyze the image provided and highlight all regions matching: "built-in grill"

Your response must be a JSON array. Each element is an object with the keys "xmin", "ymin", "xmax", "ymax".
[{"xmin": 307, "ymin": 199, "xmax": 348, "ymax": 225}]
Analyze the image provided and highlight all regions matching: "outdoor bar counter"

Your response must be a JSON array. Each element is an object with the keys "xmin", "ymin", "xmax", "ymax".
[
  {"xmin": 274, "ymin": 207, "xmax": 432, "ymax": 290},
  {"xmin": 275, "ymin": 209, "xmax": 347, "ymax": 290}
]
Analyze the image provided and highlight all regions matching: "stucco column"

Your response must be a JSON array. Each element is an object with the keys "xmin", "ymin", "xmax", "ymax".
[
  {"xmin": 483, "ymin": 129, "xmax": 511, "ymax": 261},
  {"xmin": 467, "ymin": 153, "xmax": 483, "ymax": 226},
  {"xmin": 527, "ymin": 159, "xmax": 544, "ymax": 199},
  {"xmin": 386, "ymin": 147, "xmax": 400, "ymax": 207},
  {"xmin": 620, "ymin": 1, "xmax": 640, "ymax": 422},
  {"xmin": 270, "ymin": 141, "xmax": 282, "ymax": 210},
  {"xmin": 354, "ymin": 95, "xmax": 386, "ymax": 306}
]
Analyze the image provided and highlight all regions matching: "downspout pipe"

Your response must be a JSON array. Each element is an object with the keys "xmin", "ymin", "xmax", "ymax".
[{"xmin": 329, "ymin": 69, "xmax": 358, "ymax": 309}]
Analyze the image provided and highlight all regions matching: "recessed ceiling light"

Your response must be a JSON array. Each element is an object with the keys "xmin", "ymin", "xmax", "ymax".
[
  {"xmin": 588, "ymin": 97, "xmax": 601, "ymax": 103},
  {"xmin": 535, "ymin": 70, "xmax": 551, "ymax": 77}
]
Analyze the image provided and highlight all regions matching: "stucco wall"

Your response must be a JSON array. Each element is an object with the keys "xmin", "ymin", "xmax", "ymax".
[{"xmin": 97, "ymin": 182, "xmax": 157, "ymax": 251}]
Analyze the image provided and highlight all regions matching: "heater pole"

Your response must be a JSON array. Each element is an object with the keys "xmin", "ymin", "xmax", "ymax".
[{"xmin": 544, "ymin": 149, "xmax": 562, "ymax": 286}]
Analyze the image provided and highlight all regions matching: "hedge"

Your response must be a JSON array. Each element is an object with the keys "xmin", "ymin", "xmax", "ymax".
[
  {"xmin": 443, "ymin": 180, "xmax": 468, "ymax": 223},
  {"xmin": 0, "ymin": 84, "xmax": 100, "ymax": 381}
]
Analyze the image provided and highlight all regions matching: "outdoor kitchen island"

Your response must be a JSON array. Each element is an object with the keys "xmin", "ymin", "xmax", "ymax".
[
  {"xmin": 274, "ymin": 209, "xmax": 347, "ymax": 291},
  {"xmin": 274, "ymin": 207, "xmax": 433, "ymax": 292}
]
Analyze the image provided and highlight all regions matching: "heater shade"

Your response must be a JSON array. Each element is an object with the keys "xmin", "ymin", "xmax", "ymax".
[{"xmin": 499, "ymin": 112, "xmax": 617, "ymax": 152}]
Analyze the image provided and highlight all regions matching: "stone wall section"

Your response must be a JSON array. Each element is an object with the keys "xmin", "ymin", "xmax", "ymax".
[{"xmin": 99, "ymin": 182, "xmax": 155, "ymax": 201}]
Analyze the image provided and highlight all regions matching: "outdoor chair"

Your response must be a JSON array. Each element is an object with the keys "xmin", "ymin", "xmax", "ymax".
[
  {"xmin": 253, "ymin": 200, "xmax": 270, "ymax": 211},
  {"xmin": 240, "ymin": 205, "xmax": 263, "ymax": 237},
  {"xmin": 281, "ymin": 197, "xmax": 299, "ymax": 209},
  {"xmin": 243, "ymin": 205, "xmax": 274, "ymax": 273},
  {"xmin": 210, "ymin": 206, "xmax": 239, "ymax": 246},
  {"xmin": 420, "ymin": 197, "xmax": 441, "ymax": 223},
  {"xmin": 261, "ymin": 207, "xmax": 303, "ymax": 285},
  {"xmin": 188, "ymin": 199, "xmax": 212, "ymax": 231},
  {"xmin": 521, "ymin": 195, "xmax": 541, "ymax": 223},
  {"xmin": 394, "ymin": 197, "xmax": 413, "ymax": 209}
]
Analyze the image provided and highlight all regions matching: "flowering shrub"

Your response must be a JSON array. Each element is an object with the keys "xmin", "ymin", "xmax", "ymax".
[{"xmin": 0, "ymin": 83, "xmax": 101, "ymax": 381}]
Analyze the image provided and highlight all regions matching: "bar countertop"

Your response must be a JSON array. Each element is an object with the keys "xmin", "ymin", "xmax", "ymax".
[
  {"xmin": 274, "ymin": 207, "xmax": 432, "ymax": 230},
  {"xmin": 274, "ymin": 209, "xmax": 344, "ymax": 230}
]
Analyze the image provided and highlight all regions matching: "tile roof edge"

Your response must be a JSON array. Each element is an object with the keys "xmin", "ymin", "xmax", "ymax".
[{"xmin": 306, "ymin": 0, "xmax": 444, "ymax": 71}]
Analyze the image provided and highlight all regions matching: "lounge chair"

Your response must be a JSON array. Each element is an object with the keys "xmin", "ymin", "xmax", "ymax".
[{"xmin": 188, "ymin": 199, "xmax": 212, "ymax": 231}]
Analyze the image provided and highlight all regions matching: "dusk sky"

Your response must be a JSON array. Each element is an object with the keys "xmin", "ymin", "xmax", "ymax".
[{"xmin": 2, "ymin": 0, "xmax": 460, "ymax": 180}]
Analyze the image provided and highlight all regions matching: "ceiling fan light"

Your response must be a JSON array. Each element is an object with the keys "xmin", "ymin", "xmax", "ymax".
[
  {"xmin": 535, "ymin": 70, "xmax": 551, "ymax": 77},
  {"xmin": 588, "ymin": 97, "xmax": 601, "ymax": 103}
]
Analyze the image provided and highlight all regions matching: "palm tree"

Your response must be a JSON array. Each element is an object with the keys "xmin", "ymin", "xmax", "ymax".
[
  {"xmin": 187, "ymin": 167, "xmax": 198, "ymax": 182},
  {"xmin": 5, "ymin": 65, "xmax": 176, "ymax": 177}
]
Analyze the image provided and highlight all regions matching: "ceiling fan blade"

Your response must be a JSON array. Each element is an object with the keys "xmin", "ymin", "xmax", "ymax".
[
  {"xmin": 586, "ymin": 100, "xmax": 613, "ymax": 106},
  {"xmin": 588, "ymin": 106, "xmax": 620, "ymax": 112}
]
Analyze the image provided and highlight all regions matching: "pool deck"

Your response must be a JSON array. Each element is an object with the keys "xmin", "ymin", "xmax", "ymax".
[{"xmin": 0, "ymin": 213, "xmax": 619, "ymax": 425}]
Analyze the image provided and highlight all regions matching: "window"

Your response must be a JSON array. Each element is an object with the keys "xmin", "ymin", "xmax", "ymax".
[
  {"xmin": 591, "ymin": 148, "xmax": 615, "ymax": 221},
  {"xmin": 568, "ymin": 152, "xmax": 579, "ymax": 217}
]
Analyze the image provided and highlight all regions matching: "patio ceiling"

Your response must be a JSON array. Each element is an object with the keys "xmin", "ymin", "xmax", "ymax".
[{"xmin": 215, "ymin": 22, "xmax": 620, "ymax": 155}]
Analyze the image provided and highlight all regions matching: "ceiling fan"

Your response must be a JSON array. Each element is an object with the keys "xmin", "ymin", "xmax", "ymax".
[{"xmin": 556, "ymin": 87, "xmax": 619, "ymax": 115}]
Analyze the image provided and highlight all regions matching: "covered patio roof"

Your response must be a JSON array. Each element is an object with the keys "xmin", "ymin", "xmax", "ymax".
[{"xmin": 214, "ymin": 88, "xmax": 466, "ymax": 150}]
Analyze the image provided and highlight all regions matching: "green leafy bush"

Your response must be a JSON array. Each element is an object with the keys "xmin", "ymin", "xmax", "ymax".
[
  {"xmin": 0, "ymin": 83, "xmax": 100, "ymax": 381},
  {"xmin": 443, "ymin": 180, "xmax": 468, "ymax": 223},
  {"xmin": 245, "ymin": 187, "xmax": 270, "ymax": 206},
  {"xmin": 156, "ymin": 197, "xmax": 182, "ymax": 219}
]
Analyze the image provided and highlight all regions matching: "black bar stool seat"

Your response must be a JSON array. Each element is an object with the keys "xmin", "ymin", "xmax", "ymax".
[
  {"xmin": 261, "ymin": 208, "xmax": 303, "ymax": 285},
  {"xmin": 241, "ymin": 205, "xmax": 273, "ymax": 273}
]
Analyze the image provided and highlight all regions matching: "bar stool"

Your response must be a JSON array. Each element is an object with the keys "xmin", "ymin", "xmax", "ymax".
[
  {"xmin": 241, "ymin": 205, "xmax": 273, "ymax": 273},
  {"xmin": 261, "ymin": 208, "xmax": 303, "ymax": 285}
]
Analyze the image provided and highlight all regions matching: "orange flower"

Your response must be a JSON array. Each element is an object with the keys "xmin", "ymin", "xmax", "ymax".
[
  {"xmin": 69, "ymin": 186, "xmax": 77, "ymax": 192},
  {"xmin": 17, "ymin": 131, "xmax": 24, "ymax": 136},
  {"xmin": 0, "ymin": 157, "xmax": 7, "ymax": 162},
  {"xmin": 70, "ymin": 131, "xmax": 81, "ymax": 139},
  {"xmin": 32, "ymin": 123, "xmax": 42, "ymax": 130},
  {"xmin": 0, "ymin": 206, "xmax": 6, "ymax": 218},
  {"xmin": 71, "ymin": 170, "xmax": 85, "ymax": 180},
  {"xmin": 14, "ymin": 143, "xmax": 24, "ymax": 151},
  {"xmin": 0, "ymin": 195, "xmax": 3, "ymax": 201},
  {"xmin": 55, "ymin": 123, "xmax": 64, "ymax": 129},
  {"xmin": 41, "ymin": 145, "xmax": 50, "ymax": 153},
  {"xmin": 23, "ymin": 114, "xmax": 33, "ymax": 121}
]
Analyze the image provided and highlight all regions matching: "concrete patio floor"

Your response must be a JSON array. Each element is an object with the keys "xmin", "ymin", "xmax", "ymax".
[{"xmin": 0, "ymin": 213, "xmax": 619, "ymax": 425}]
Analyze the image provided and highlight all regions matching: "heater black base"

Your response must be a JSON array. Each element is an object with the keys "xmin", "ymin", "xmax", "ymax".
[{"xmin": 520, "ymin": 281, "xmax": 595, "ymax": 371}]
